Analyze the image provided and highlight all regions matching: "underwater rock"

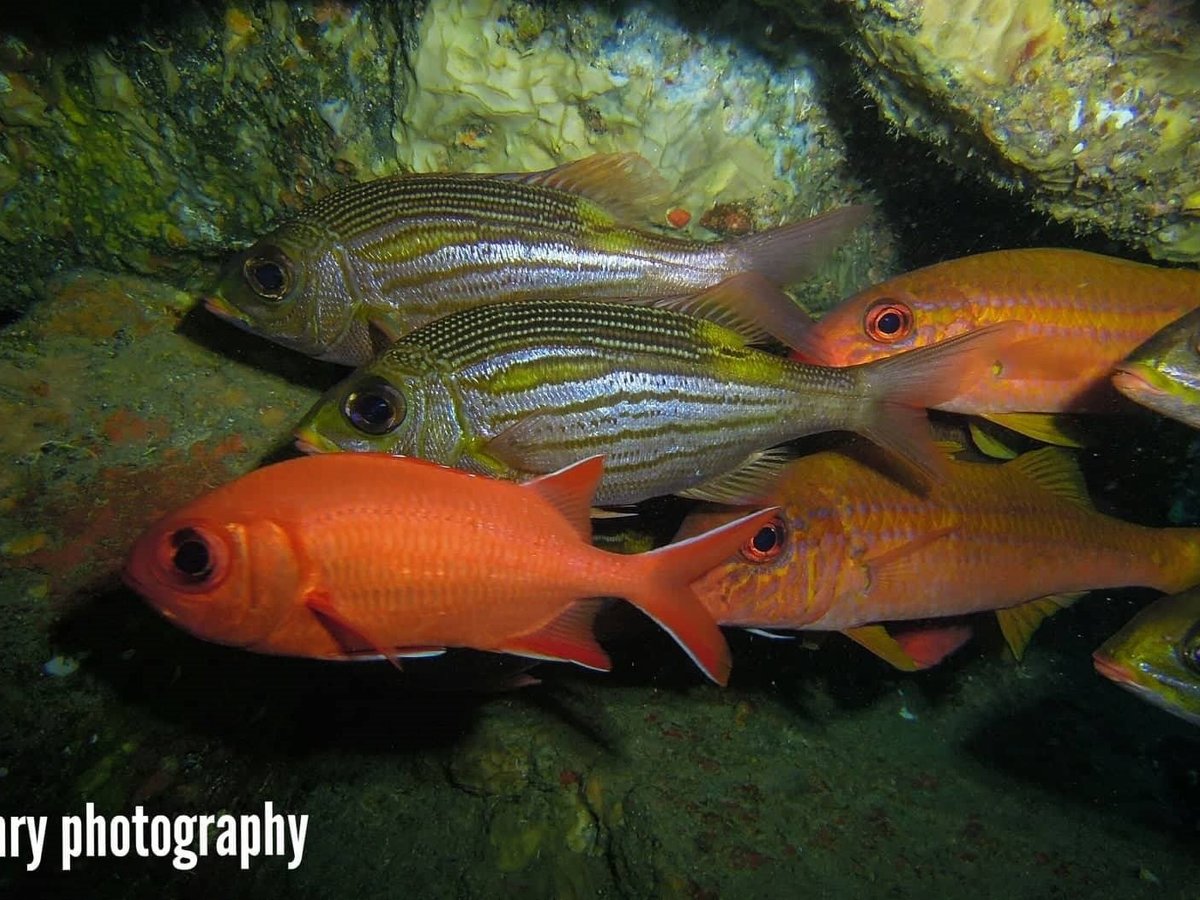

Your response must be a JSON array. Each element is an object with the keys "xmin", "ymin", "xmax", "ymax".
[
  {"xmin": 825, "ymin": 0, "xmax": 1200, "ymax": 264},
  {"xmin": 0, "ymin": 0, "xmax": 881, "ymax": 320},
  {"xmin": 0, "ymin": 2, "xmax": 413, "ymax": 316}
]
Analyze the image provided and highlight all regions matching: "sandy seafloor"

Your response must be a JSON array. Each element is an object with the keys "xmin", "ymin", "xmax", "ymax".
[{"xmin": 2, "ymin": 235, "xmax": 1199, "ymax": 895}]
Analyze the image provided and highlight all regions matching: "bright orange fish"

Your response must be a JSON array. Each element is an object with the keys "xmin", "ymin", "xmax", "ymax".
[
  {"xmin": 789, "ymin": 249, "xmax": 1200, "ymax": 443},
  {"xmin": 123, "ymin": 453, "xmax": 779, "ymax": 685},
  {"xmin": 676, "ymin": 447, "xmax": 1200, "ymax": 670}
]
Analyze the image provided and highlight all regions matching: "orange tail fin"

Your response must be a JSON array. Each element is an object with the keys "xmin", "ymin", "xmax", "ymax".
[{"xmin": 623, "ymin": 506, "xmax": 780, "ymax": 686}]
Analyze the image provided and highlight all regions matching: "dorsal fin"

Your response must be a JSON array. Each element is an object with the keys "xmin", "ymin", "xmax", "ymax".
[
  {"xmin": 659, "ymin": 272, "xmax": 812, "ymax": 350},
  {"xmin": 498, "ymin": 153, "xmax": 671, "ymax": 225},
  {"xmin": 522, "ymin": 455, "xmax": 604, "ymax": 541},
  {"xmin": 1005, "ymin": 447, "xmax": 1093, "ymax": 508}
]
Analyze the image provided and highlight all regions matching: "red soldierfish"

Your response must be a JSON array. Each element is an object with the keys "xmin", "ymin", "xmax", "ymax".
[{"xmin": 123, "ymin": 453, "xmax": 780, "ymax": 685}]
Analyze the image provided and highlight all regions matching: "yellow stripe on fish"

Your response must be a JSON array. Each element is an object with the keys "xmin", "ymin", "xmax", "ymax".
[{"xmin": 205, "ymin": 153, "xmax": 867, "ymax": 364}]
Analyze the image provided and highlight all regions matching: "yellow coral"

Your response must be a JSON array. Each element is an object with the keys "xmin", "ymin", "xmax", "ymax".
[
  {"xmin": 917, "ymin": 0, "xmax": 1065, "ymax": 87},
  {"xmin": 394, "ymin": 0, "xmax": 799, "ymax": 219}
]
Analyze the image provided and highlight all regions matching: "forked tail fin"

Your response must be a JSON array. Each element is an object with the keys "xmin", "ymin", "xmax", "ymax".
[{"xmin": 621, "ymin": 506, "xmax": 780, "ymax": 685}]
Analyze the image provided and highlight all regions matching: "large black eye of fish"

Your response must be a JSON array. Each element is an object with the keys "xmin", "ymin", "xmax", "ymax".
[
  {"xmin": 1181, "ymin": 624, "xmax": 1200, "ymax": 675},
  {"xmin": 864, "ymin": 300, "xmax": 914, "ymax": 343},
  {"xmin": 343, "ymin": 378, "xmax": 407, "ymax": 435},
  {"xmin": 242, "ymin": 247, "xmax": 292, "ymax": 301},
  {"xmin": 170, "ymin": 528, "xmax": 214, "ymax": 584},
  {"xmin": 741, "ymin": 516, "xmax": 788, "ymax": 563}
]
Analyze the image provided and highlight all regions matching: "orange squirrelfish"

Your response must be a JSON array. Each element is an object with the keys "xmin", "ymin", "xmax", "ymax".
[
  {"xmin": 123, "ymin": 454, "xmax": 779, "ymax": 685},
  {"xmin": 675, "ymin": 447, "xmax": 1200, "ymax": 671},
  {"xmin": 789, "ymin": 249, "xmax": 1200, "ymax": 443}
]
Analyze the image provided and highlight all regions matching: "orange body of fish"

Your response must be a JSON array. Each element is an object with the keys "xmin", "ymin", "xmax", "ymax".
[
  {"xmin": 676, "ymin": 447, "xmax": 1200, "ymax": 668},
  {"xmin": 790, "ymin": 249, "xmax": 1200, "ymax": 415},
  {"xmin": 123, "ymin": 453, "xmax": 779, "ymax": 685}
]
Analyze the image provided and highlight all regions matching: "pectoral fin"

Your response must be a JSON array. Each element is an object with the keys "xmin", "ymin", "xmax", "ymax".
[
  {"xmin": 658, "ymin": 272, "xmax": 813, "ymax": 350},
  {"xmin": 677, "ymin": 447, "xmax": 797, "ymax": 505},
  {"xmin": 861, "ymin": 526, "xmax": 957, "ymax": 596},
  {"xmin": 367, "ymin": 315, "xmax": 404, "ymax": 354},
  {"xmin": 305, "ymin": 591, "xmax": 446, "ymax": 669}
]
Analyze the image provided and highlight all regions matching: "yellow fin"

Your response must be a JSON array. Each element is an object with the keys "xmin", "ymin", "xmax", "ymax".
[
  {"xmin": 1004, "ymin": 447, "xmax": 1093, "ymax": 508},
  {"xmin": 843, "ymin": 625, "xmax": 922, "ymax": 672},
  {"xmin": 677, "ymin": 446, "xmax": 797, "ymax": 505},
  {"xmin": 500, "ymin": 152, "xmax": 671, "ymax": 225},
  {"xmin": 979, "ymin": 412, "xmax": 1088, "ymax": 447},
  {"xmin": 933, "ymin": 438, "xmax": 967, "ymax": 456},
  {"xmin": 995, "ymin": 592, "xmax": 1086, "ymax": 660},
  {"xmin": 968, "ymin": 419, "xmax": 1020, "ymax": 459}
]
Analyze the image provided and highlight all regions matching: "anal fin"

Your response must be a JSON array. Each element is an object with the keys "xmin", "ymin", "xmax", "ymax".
[{"xmin": 498, "ymin": 599, "xmax": 611, "ymax": 671}]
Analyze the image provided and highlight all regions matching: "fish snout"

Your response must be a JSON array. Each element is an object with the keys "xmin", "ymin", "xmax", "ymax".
[{"xmin": 1092, "ymin": 649, "xmax": 1133, "ymax": 685}]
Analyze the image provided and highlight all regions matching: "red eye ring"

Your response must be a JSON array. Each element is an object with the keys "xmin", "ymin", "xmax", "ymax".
[
  {"xmin": 741, "ymin": 516, "xmax": 787, "ymax": 563},
  {"xmin": 864, "ymin": 301, "xmax": 914, "ymax": 343}
]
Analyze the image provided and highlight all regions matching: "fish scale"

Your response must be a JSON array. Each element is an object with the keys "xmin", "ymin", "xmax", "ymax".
[
  {"xmin": 206, "ymin": 153, "xmax": 869, "ymax": 364},
  {"xmin": 124, "ymin": 453, "xmax": 785, "ymax": 685},
  {"xmin": 295, "ymin": 298, "xmax": 1007, "ymax": 506},
  {"xmin": 681, "ymin": 449, "xmax": 1200, "ymax": 642},
  {"xmin": 792, "ymin": 248, "xmax": 1200, "ymax": 416}
]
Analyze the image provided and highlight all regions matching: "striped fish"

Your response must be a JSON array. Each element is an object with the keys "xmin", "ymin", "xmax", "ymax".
[
  {"xmin": 293, "ymin": 289, "xmax": 1015, "ymax": 506},
  {"xmin": 204, "ymin": 153, "xmax": 867, "ymax": 364}
]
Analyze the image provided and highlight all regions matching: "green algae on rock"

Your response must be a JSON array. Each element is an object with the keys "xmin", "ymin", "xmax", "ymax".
[
  {"xmin": 0, "ymin": 3, "xmax": 415, "ymax": 315},
  {"xmin": 0, "ymin": 0, "xmax": 884, "ymax": 321}
]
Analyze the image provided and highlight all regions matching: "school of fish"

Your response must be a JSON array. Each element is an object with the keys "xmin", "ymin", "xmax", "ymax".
[{"xmin": 121, "ymin": 152, "xmax": 1200, "ymax": 723}]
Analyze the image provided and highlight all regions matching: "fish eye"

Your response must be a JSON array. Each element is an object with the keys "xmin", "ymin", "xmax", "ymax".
[
  {"xmin": 864, "ymin": 301, "xmax": 914, "ymax": 343},
  {"xmin": 1181, "ymin": 625, "xmax": 1200, "ymax": 675},
  {"xmin": 169, "ymin": 528, "xmax": 214, "ymax": 584},
  {"xmin": 343, "ymin": 378, "xmax": 407, "ymax": 435},
  {"xmin": 741, "ymin": 516, "xmax": 787, "ymax": 563},
  {"xmin": 242, "ymin": 247, "xmax": 292, "ymax": 301}
]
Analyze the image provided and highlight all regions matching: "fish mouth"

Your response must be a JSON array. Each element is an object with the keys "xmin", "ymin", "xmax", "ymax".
[
  {"xmin": 1111, "ymin": 363, "xmax": 1165, "ymax": 399},
  {"xmin": 293, "ymin": 426, "xmax": 340, "ymax": 455},
  {"xmin": 203, "ymin": 294, "xmax": 252, "ymax": 327},
  {"xmin": 1092, "ymin": 650, "xmax": 1134, "ymax": 685}
]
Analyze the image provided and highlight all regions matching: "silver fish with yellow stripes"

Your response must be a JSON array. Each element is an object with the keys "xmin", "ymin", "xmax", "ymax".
[
  {"xmin": 293, "ymin": 279, "xmax": 1015, "ymax": 506},
  {"xmin": 204, "ymin": 153, "xmax": 868, "ymax": 365}
]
